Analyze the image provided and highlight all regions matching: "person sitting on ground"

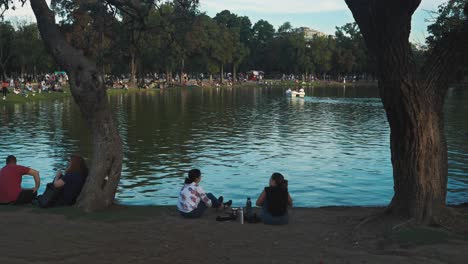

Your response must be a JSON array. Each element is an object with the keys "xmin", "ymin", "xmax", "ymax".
[
  {"xmin": 25, "ymin": 82, "xmax": 33, "ymax": 92},
  {"xmin": 0, "ymin": 155, "xmax": 41, "ymax": 205},
  {"xmin": 13, "ymin": 87, "xmax": 21, "ymax": 94},
  {"xmin": 256, "ymin": 172, "xmax": 293, "ymax": 225},
  {"xmin": 177, "ymin": 169, "xmax": 232, "ymax": 218},
  {"xmin": 47, "ymin": 154, "xmax": 89, "ymax": 206},
  {"xmin": 2, "ymin": 80, "xmax": 8, "ymax": 100}
]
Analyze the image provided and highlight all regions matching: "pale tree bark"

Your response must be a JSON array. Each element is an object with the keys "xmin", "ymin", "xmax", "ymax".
[
  {"xmin": 345, "ymin": 0, "xmax": 468, "ymax": 224},
  {"xmin": 130, "ymin": 50, "xmax": 137, "ymax": 85},
  {"xmin": 30, "ymin": 0, "xmax": 123, "ymax": 211},
  {"xmin": 220, "ymin": 64, "xmax": 224, "ymax": 83},
  {"xmin": 233, "ymin": 64, "xmax": 237, "ymax": 82}
]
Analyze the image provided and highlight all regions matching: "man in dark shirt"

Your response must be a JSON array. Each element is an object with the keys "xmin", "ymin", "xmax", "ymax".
[{"xmin": 0, "ymin": 155, "xmax": 41, "ymax": 204}]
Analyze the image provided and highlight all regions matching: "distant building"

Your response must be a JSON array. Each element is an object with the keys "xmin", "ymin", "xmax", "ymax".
[
  {"xmin": 299, "ymin": 27, "xmax": 330, "ymax": 40},
  {"xmin": 412, "ymin": 43, "xmax": 428, "ymax": 51}
]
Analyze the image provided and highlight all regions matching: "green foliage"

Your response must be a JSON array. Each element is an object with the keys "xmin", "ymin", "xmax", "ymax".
[
  {"xmin": 0, "ymin": 21, "xmax": 54, "ymax": 79},
  {"xmin": 333, "ymin": 22, "xmax": 372, "ymax": 74},
  {"xmin": 0, "ymin": 1, "xmax": 400, "ymax": 80},
  {"xmin": 427, "ymin": 0, "xmax": 467, "ymax": 49}
]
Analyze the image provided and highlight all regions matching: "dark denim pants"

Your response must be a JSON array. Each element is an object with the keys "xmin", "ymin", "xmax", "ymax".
[
  {"xmin": 262, "ymin": 201, "xmax": 289, "ymax": 225},
  {"xmin": 180, "ymin": 193, "xmax": 221, "ymax": 218}
]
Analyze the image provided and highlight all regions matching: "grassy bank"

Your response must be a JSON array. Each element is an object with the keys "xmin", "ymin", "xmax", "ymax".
[
  {"xmin": 1, "ymin": 81, "xmax": 379, "ymax": 104},
  {"xmin": 0, "ymin": 86, "xmax": 159, "ymax": 104}
]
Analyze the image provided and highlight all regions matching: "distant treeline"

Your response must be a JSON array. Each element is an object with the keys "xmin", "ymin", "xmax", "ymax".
[{"xmin": 0, "ymin": 0, "xmax": 463, "ymax": 81}]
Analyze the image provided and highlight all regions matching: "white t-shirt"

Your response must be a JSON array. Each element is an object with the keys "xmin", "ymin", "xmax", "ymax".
[{"xmin": 177, "ymin": 183, "xmax": 212, "ymax": 213}]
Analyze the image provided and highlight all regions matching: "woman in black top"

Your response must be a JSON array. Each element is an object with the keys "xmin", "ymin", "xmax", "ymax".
[{"xmin": 256, "ymin": 173, "xmax": 293, "ymax": 225}]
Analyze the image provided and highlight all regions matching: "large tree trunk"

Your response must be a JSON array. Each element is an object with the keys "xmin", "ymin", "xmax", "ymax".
[
  {"xmin": 382, "ymin": 80, "xmax": 448, "ymax": 222},
  {"xmin": 345, "ymin": 0, "xmax": 455, "ymax": 223},
  {"xmin": 31, "ymin": 0, "xmax": 123, "ymax": 212}
]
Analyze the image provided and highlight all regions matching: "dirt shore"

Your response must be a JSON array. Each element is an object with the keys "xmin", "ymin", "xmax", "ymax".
[{"xmin": 0, "ymin": 205, "xmax": 467, "ymax": 264}]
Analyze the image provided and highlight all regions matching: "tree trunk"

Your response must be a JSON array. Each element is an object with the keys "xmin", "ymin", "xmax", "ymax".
[
  {"xmin": 130, "ymin": 51, "xmax": 137, "ymax": 85},
  {"xmin": 382, "ymin": 80, "xmax": 448, "ymax": 223},
  {"xmin": 181, "ymin": 58, "xmax": 184, "ymax": 84},
  {"xmin": 233, "ymin": 64, "xmax": 237, "ymax": 83},
  {"xmin": 31, "ymin": 0, "xmax": 123, "ymax": 211},
  {"xmin": 220, "ymin": 64, "xmax": 224, "ymax": 84},
  {"xmin": 345, "ymin": 0, "xmax": 451, "ymax": 223}
]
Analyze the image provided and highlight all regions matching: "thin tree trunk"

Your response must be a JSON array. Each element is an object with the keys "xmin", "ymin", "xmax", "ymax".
[
  {"xmin": 233, "ymin": 64, "xmax": 237, "ymax": 83},
  {"xmin": 181, "ymin": 58, "xmax": 184, "ymax": 84},
  {"xmin": 130, "ymin": 51, "xmax": 137, "ymax": 85},
  {"xmin": 31, "ymin": 0, "xmax": 123, "ymax": 211},
  {"xmin": 220, "ymin": 64, "xmax": 224, "ymax": 84}
]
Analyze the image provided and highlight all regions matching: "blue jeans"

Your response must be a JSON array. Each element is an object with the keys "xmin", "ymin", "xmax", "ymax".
[
  {"xmin": 180, "ymin": 193, "xmax": 221, "ymax": 218},
  {"xmin": 262, "ymin": 201, "xmax": 289, "ymax": 225}
]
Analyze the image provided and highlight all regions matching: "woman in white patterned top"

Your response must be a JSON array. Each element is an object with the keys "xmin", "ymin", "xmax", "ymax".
[{"xmin": 178, "ymin": 169, "xmax": 232, "ymax": 218}]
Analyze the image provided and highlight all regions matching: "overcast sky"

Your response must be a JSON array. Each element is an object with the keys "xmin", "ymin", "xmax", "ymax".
[{"xmin": 3, "ymin": 0, "xmax": 447, "ymax": 44}]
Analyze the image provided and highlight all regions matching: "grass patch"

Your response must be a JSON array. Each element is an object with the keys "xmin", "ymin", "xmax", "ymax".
[
  {"xmin": 0, "ymin": 86, "xmax": 160, "ymax": 105},
  {"xmin": 29, "ymin": 205, "xmax": 172, "ymax": 223},
  {"xmin": 393, "ymin": 227, "xmax": 454, "ymax": 246},
  {"xmin": 1, "ymin": 90, "xmax": 71, "ymax": 103},
  {"xmin": 0, "ymin": 205, "xmax": 24, "ymax": 212}
]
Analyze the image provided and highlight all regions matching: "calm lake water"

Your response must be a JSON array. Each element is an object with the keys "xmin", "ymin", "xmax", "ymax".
[{"xmin": 0, "ymin": 85, "xmax": 467, "ymax": 207}]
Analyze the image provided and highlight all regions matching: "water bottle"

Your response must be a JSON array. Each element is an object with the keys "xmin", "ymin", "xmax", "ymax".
[
  {"xmin": 246, "ymin": 197, "xmax": 252, "ymax": 220},
  {"xmin": 239, "ymin": 208, "xmax": 244, "ymax": 224}
]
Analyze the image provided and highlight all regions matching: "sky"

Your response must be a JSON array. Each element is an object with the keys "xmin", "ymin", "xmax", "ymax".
[{"xmin": 3, "ymin": 0, "xmax": 447, "ymax": 44}]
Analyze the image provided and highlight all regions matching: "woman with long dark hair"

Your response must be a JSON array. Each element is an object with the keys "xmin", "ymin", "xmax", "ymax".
[
  {"xmin": 52, "ymin": 154, "xmax": 89, "ymax": 206},
  {"xmin": 256, "ymin": 173, "xmax": 293, "ymax": 225},
  {"xmin": 177, "ymin": 169, "xmax": 232, "ymax": 218}
]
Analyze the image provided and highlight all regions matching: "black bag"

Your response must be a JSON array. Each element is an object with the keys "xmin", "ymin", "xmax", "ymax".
[{"xmin": 37, "ymin": 183, "xmax": 62, "ymax": 208}]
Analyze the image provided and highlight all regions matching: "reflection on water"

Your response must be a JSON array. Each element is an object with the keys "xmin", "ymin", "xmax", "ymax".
[{"xmin": 0, "ymin": 86, "xmax": 467, "ymax": 207}]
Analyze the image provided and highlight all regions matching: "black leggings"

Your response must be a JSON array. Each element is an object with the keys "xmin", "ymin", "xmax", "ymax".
[
  {"xmin": 14, "ymin": 190, "xmax": 37, "ymax": 205},
  {"xmin": 2, "ymin": 88, "xmax": 7, "ymax": 97}
]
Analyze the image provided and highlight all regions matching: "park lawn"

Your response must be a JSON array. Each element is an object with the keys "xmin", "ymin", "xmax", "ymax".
[
  {"xmin": 0, "ymin": 205, "xmax": 467, "ymax": 264},
  {"xmin": 0, "ymin": 86, "xmax": 160, "ymax": 104}
]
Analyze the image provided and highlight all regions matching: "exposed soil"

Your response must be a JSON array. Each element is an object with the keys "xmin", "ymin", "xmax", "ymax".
[{"xmin": 0, "ymin": 205, "xmax": 467, "ymax": 264}]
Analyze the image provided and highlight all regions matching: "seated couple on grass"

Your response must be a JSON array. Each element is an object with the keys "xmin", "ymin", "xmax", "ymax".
[
  {"xmin": 177, "ymin": 169, "xmax": 293, "ymax": 225},
  {"xmin": 0, "ymin": 154, "xmax": 88, "ymax": 207}
]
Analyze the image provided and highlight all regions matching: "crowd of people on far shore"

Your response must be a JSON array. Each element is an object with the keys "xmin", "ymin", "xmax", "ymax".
[
  {"xmin": 0, "ymin": 154, "xmax": 292, "ymax": 225},
  {"xmin": 1, "ymin": 73, "xmax": 68, "ymax": 100}
]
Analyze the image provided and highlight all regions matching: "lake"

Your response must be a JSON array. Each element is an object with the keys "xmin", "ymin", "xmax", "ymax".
[{"xmin": 0, "ymin": 85, "xmax": 467, "ymax": 207}]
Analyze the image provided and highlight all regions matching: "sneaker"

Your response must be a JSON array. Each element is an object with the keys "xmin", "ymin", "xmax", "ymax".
[
  {"xmin": 223, "ymin": 200, "xmax": 232, "ymax": 207},
  {"xmin": 2, "ymin": 96, "xmax": 5, "ymax": 100}
]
